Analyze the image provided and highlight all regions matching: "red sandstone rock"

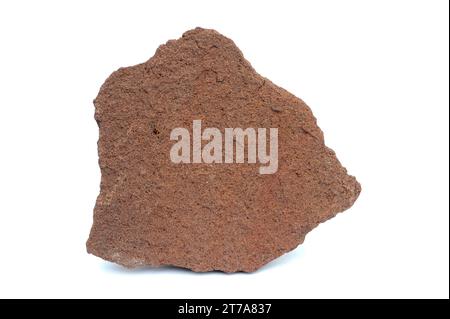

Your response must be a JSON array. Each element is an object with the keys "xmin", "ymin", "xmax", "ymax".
[{"xmin": 86, "ymin": 28, "xmax": 361, "ymax": 272}]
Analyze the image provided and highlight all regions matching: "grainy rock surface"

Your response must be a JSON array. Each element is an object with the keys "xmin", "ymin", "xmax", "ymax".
[{"xmin": 86, "ymin": 28, "xmax": 361, "ymax": 272}]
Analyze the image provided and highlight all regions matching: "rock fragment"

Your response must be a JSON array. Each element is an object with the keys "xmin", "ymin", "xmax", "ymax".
[{"xmin": 87, "ymin": 28, "xmax": 361, "ymax": 272}]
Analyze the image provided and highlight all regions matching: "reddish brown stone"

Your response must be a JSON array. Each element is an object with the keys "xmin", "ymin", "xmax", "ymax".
[{"xmin": 86, "ymin": 28, "xmax": 361, "ymax": 272}]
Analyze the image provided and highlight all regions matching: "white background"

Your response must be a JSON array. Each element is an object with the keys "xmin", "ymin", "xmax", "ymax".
[{"xmin": 0, "ymin": 0, "xmax": 448, "ymax": 299}]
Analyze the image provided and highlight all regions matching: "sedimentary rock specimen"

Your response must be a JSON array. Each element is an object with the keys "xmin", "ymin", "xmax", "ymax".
[{"xmin": 87, "ymin": 28, "xmax": 361, "ymax": 272}]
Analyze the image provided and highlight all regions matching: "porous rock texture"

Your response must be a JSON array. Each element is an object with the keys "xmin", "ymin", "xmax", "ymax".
[{"xmin": 87, "ymin": 28, "xmax": 361, "ymax": 272}]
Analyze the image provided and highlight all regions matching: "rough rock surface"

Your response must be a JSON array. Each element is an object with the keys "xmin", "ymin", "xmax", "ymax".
[{"xmin": 87, "ymin": 28, "xmax": 361, "ymax": 272}]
